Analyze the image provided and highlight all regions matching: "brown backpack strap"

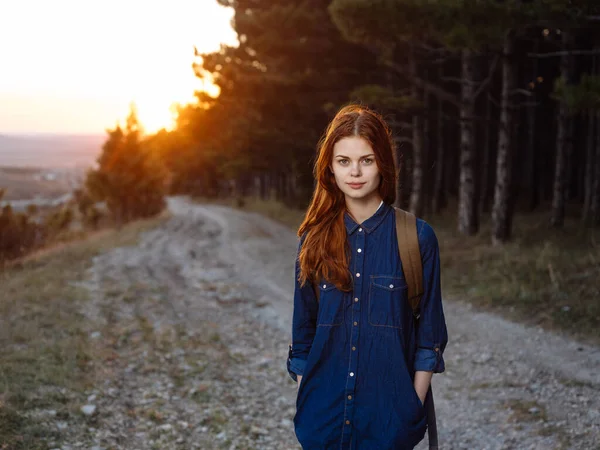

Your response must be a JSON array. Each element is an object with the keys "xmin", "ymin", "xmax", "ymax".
[
  {"xmin": 394, "ymin": 207, "xmax": 423, "ymax": 317},
  {"xmin": 394, "ymin": 207, "xmax": 439, "ymax": 450}
]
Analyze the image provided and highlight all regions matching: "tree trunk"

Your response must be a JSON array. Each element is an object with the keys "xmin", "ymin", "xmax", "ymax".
[
  {"xmin": 258, "ymin": 173, "xmax": 267, "ymax": 200},
  {"xmin": 276, "ymin": 171, "xmax": 286, "ymax": 202},
  {"xmin": 479, "ymin": 93, "xmax": 492, "ymax": 214},
  {"xmin": 409, "ymin": 51, "xmax": 424, "ymax": 217},
  {"xmin": 288, "ymin": 163, "xmax": 298, "ymax": 204},
  {"xmin": 458, "ymin": 49, "xmax": 478, "ymax": 235},
  {"xmin": 526, "ymin": 40, "xmax": 539, "ymax": 211},
  {"xmin": 583, "ymin": 53, "xmax": 597, "ymax": 224},
  {"xmin": 284, "ymin": 170, "xmax": 290, "ymax": 202},
  {"xmin": 432, "ymin": 95, "xmax": 445, "ymax": 214},
  {"xmin": 444, "ymin": 127, "xmax": 457, "ymax": 199},
  {"xmin": 394, "ymin": 138, "xmax": 403, "ymax": 207},
  {"xmin": 275, "ymin": 171, "xmax": 282, "ymax": 202},
  {"xmin": 492, "ymin": 32, "xmax": 516, "ymax": 245},
  {"xmin": 583, "ymin": 110, "xmax": 596, "ymax": 223},
  {"xmin": 526, "ymin": 99, "xmax": 539, "ymax": 211},
  {"xmin": 422, "ymin": 70, "xmax": 431, "ymax": 216},
  {"xmin": 395, "ymin": 142, "xmax": 407, "ymax": 209},
  {"xmin": 409, "ymin": 114, "xmax": 424, "ymax": 216},
  {"xmin": 551, "ymin": 31, "xmax": 573, "ymax": 228},
  {"xmin": 592, "ymin": 111, "xmax": 600, "ymax": 226},
  {"xmin": 265, "ymin": 173, "xmax": 273, "ymax": 200}
]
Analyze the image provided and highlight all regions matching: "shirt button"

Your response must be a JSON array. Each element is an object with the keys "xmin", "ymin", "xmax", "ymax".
[
  {"xmin": 350, "ymin": 372, "xmax": 354, "ymax": 377},
  {"xmin": 358, "ymin": 228, "xmax": 362, "ymax": 232},
  {"xmin": 352, "ymin": 346, "xmax": 356, "ymax": 350},
  {"xmin": 346, "ymin": 420, "xmax": 350, "ymax": 425},
  {"xmin": 354, "ymin": 298, "xmax": 358, "ymax": 302},
  {"xmin": 357, "ymin": 248, "xmax": 362, "ymax": 253},
  {"xmin": 353, "ymin": 321, "xmax": 358, "ymax": 326},
  {"xmin": 348, "ymin": 395, "xmax": 352, "ymax": 400},
  {"xmin": 389, "ymin": 284, "xmax": 394, "ymax": 288},
  {"xmin": 356, "ymin": 272, "xmax": 360, "ymax": 277},
  {"xmin": 323, "ymin": 284, "xmax": 327, "ymax": 288}
]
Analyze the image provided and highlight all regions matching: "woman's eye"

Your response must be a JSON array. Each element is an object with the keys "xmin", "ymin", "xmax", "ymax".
[
  {"xmin": 363, "ymin": 158, "xmax": 373, "ymax": 164},
  {"xmin": 339, "ymin": 159, "xmax": 349, "ymax": 165}
]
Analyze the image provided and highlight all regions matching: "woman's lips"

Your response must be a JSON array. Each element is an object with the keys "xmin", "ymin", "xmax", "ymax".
[{"xmin": 347, "ymin": 182, "xmax": 365, "ymax": 189}]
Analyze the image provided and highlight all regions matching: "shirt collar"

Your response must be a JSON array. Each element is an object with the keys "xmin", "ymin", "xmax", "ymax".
[{"xmin": 344, "ymin": 200, "xmax": 391, "ymax": 235}]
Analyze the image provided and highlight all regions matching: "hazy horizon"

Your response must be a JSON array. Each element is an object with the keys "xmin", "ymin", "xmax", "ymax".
[
  {"xmin": 0, "ymin": 131, "xmax": 105, "ymax": 137},
  {"xmin": 0, "ymin": 134, "xmax": 105, "ymax": 169}
]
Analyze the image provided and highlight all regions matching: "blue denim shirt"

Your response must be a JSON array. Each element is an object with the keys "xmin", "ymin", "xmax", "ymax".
[{"xmin": 287, "ymin": 201, "xmax": 448, "ymax": 450}]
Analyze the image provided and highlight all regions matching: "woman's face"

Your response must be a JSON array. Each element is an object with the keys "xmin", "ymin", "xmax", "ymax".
[{"xmin": 331, "ymin": 136, "xmax": 381, "ymax": 203}]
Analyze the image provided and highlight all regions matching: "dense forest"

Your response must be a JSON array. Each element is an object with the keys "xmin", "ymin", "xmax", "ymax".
[{"xmin": 114, "ymin": 1, "xmax": 600, "ymax": 244}]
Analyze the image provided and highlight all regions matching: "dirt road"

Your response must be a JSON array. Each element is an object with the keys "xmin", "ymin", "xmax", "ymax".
[{"xmin": 69, "ymin": 196, "xmax": 599, "ymax": 450}]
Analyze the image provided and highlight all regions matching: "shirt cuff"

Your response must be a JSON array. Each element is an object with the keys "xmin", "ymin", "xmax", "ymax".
[
  {"xmin": 286, "ymin": 344, "xmax": 307, "ymax": 382},
  {"xmin": 414, "ymin": 345, "xmax": 445, "ymax": 373}
]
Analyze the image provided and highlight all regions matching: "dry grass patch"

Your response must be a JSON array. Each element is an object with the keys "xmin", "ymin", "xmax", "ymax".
[
  {"xmin": 503, "ymin": 398, "xmax": 548, "ymax": 423},
  {"xmin": 0, "ymin": 212, "xmax": 169, "ymax": 449},
  {"xmin": 429, "ymin": 208, "xmax": 600, "ymax": 345}
]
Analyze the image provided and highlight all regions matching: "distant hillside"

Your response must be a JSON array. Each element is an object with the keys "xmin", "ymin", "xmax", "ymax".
[{"xmin": 0, "ymin": 133, "xmax": 104, "ymax": 169}]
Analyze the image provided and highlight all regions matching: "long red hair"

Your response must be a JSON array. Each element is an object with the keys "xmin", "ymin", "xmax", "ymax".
[{"xmin": 297, "ymin": 104, "xmax": 397, "ymax": 292}]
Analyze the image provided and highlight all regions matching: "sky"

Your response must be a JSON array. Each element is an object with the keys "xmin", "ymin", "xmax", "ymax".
[{"xmin": 0, "ymin": 0, "xmax": 238, "ymax": 134}]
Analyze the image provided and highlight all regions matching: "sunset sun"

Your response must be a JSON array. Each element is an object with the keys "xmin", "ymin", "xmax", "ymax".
[
  {"xmin": 130, "ymin": 70, "xmax": 220, "ymax": 134},
  {"xmin": 0, "ymin": 0, "xmax": 237, "ymax": 134}
]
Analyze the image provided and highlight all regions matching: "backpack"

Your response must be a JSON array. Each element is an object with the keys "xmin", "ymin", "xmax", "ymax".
[{"xmin": 312, "ymin": 207, "xmax": 439, "ymax": 449}]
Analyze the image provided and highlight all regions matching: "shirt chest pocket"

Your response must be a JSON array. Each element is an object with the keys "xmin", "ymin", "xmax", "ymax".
[
  {"xmin": 368, "ymin": 275, "xmax": 407, "ymax": 329},
  {"xmin": 316, "ymin": 282, "xmax": 344, "ymax": 327}
]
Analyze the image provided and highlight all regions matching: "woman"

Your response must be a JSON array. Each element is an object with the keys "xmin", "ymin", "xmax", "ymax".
[{"xmin": 286, "ymin": 104, "xmax": 448, "ymax": 449}]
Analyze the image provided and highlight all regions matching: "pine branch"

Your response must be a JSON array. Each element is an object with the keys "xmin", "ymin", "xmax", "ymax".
[
  {"xmin": 383, "ymin": 60, "xmax": 459, "ymax": 106},
  {"xmin": 511, "ymin": 89, "xmax": 533, "ymax": 97},
  {"xmin": 528, "ymin": 49, "xmax": 600, "ymax": 58},
  {"xmin": 429, "ymin": 56, "xmax": 455, "ymax": 65},
  {"xmin": 440, "ymin": 76, "xmax": 477, "ymax": 85},
  {"xmin": 473, "ymin": 55, "xmax": 500, "ymax": 99},
  {"xmin": 415, "ymin": 42, "xmax": 451, "ymax": 55}
]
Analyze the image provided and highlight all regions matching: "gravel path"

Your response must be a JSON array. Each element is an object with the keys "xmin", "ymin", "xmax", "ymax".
[{"xmin": 60, "ymin": 196, "xmax": 599, "ymax": 449}]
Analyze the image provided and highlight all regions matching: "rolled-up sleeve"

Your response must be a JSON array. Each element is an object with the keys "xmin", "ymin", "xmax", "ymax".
[
  {"xmin": 413, "ymin": 221, "xmax": 448, "ymax": 373},
  {"xmin": 287, "ymin": 234, "xmax": 318, "ymax": 382}
]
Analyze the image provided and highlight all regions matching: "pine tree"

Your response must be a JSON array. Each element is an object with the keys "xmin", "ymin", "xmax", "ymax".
[
  {"xmin": 491, "ymin": 31, "xmax": 517, "ymax": 244},
  {"xmin": 86, "ymin": 104, "xmax": 167, "ymax": 224},
  {"xmin": 192, "ymin": 0, "xmax": 378, "ymax": 203}
]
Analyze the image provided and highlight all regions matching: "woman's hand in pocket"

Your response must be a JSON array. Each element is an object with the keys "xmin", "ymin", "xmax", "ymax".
[{"xmin": 414, "ymin": 370, "xmax": 432, "ymax": 406}]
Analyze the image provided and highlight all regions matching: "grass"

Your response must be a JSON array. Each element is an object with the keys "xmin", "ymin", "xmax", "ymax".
[
  {"xmin": 205, "ymin": 195, "xmax": 600, "ymax": 345},
  {"xmin": 0, "ymin": 211, "xmax": 169, "ymax": 449},
  {"xmin": 502, "ymin": 398, "xmax": 548, "ymax": 423},
  {"xmin": 501, "ymin": 398, "xmax": 572, "ymax": 448},
  {"xmin": 428, "ymin": 206, "xmax": 600, "ymax": 345}
]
